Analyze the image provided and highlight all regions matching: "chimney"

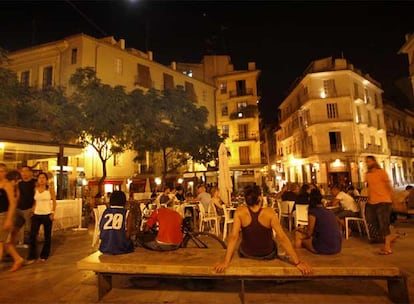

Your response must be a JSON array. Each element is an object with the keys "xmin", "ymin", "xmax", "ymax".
[
  {"xmin": 147, "ymin": 50, "xmax": 153, "ymax": 61},
  {"xmin": 118, "ymin": 39, "xmax": 125, "ymax": 50},
  {"xmin": 248, "ymin": 62, "xmax": 256, "ymax": 71},
  {"xmin": 171, "ymin": 61, "xmax": 177, "ymax": 70}
]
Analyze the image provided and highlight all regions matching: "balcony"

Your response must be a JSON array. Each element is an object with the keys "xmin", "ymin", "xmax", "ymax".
[
  {"xmin": 306, "ymin": 114, "xmax": 354, "ymax": 126},
  {"xmin": 232, "ymin": 132, "xmax": 259, "ymax": 142},
  {"xmin": 229, "ymin": 88, "xmax": 254, "ymax": 98},
  {"xmin": 390, "ymin": 149, "xmax": 413, "ymax": 157},
  {"xmin": 330, "ymin": 144, "xmax": 343, "ymax": 152},
  {"xmin": 229, "ymin": 105, "xmax": 258, "ymax": 120},
  {"xmin": 362, "ymin": 144, "xmax": 384, "ymax": 154}
]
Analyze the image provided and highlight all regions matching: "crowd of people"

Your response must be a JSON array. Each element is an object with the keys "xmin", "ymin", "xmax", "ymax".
[
  {"xmin": 0, "ymin": 164, "xmax": 56, "ymax": 272},
  {"xmin": 97, "ymin": 155, "xmax": 412, "ymax": 278}
]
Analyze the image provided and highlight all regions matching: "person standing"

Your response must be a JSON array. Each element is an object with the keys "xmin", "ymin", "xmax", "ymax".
[
  {"xmin": 0, "ymin": 163, "xmax": 24, "ymax": 271},
  {"xmin": 11, "ymin": 166, "xmax": 36, "ymax": 246},
  {"xmin": 365, "ymin": 155, "xmax": 398, "ymax": 255},
  {"xmin": 27, "ymin": 172, "xmax": 56, "ymax": 263}
]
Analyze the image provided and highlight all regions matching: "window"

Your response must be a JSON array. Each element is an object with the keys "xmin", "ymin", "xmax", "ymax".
[
  {"xmin": 183, "ymin": 70, "xmax": 192, "ymax": 77},
  {"xmin": 326, "ymin": 103, "xmax": 338, "ymax": 118},
  {"xmin": 323, "ymin": 79, "xmax": 336, "ymax": 97},
  {"xmin": 185, "ymin": 81, "xmax": 197, "ymax": 102},
  {"xmin": 71, "ymin": 48, "xmax": 78, "ymax": 64},
  {"xmin": 42, "ymin": 66, "xmax": 53, "ymax": 89},
  {"xmin": 237, "ymin": 101, "xmax": 247, "ymax": 111},
  {"xmin": 221, "ymin": 104, "xmax": 228, "ymax": 116},
  {"xmin": 222, "ymin": 125, "xmax": 229, "ymax": 137},
  {"xmin": 374, "ymin": 93, "xmax": 378, "ymax": 107},
  {"xmin": 354, "ymin": 82, "xmax": 359, "ymax": 98},
  {"xmin": 239, "ymin": 146, "xmax": 250, "ymax": 165},
  {"xmin": 236, "ymin": 80, "xmax": 246, "ymax": 96},
  {"xmin": 163, "ymin": 73, "xmax": 174, "ymax": 90},
  {"xmin": 238, "ymin": 124, "xmax": 248, "ymax": 140},
  {"xmin": 136, "ymin": 64, "xmax": 152, "ymax": 88},
  {"xmin": 329, "ymin": 131, "xmax": 342, "ymax": 152},
  {"xmin": 115, "ymin": 58, "xmax": 122, "ymax": 74},
  {"xmin": 113, "ymin": 154, "xmax": 121, "ymax": 167},
  {"xmin": 367, "ymin": 111, "xmax": 372, "ymax": 126},
  {"xmin": 364, "ymin": 88, "xmax": 369, "ymax": 104},
  {"xmin": 376, "ymin": 113, "xmax": 381, "ymax": 129},
  {"xmin": 356, "ymin": 105, "xmax": 361, "ymax": 123},
  {"xmin": 360, "ymin": 133, "xmax": 365, "ymax": 149},
  {"xmin": 20, "ymin": 71, "xmax": 30, "ymax": 87},
  {"xmin": 307, "ymin": 135, "xmax": 313, "ymax": 153},
  {"xmin": 220, "ymin": 81, "xmax": 227, "ymax": 94}
]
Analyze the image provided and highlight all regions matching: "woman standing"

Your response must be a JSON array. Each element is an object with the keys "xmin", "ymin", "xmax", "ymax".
[
  {"xmin": 0, "ymin": 163, "xmax": 24, "ymax": 271},
  {"xmin": 27, "ymin": 172, "xmax": 56, "ymax": 263}
]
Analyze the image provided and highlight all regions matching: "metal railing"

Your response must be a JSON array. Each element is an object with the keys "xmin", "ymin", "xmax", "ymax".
[{"xmin": 229, "ymin": 88, "xmax": 254, "ymax": 98}]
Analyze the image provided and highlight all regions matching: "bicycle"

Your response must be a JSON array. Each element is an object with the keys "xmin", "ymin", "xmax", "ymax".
[{"xmin": 135, "ymin": 215, "xmax": 227, "ymax": 250}]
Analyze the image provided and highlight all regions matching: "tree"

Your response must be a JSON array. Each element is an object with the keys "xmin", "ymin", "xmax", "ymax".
[
  {"xmin": 69, "ymin": 67, "xmax": 131, "ymax": 194},
  {"xmin": 130, "ymin": 87, "xmax": 223, "ymax": 180}
]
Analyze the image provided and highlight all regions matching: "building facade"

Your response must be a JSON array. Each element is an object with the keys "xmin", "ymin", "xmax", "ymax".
[
  {"xmin": 399, "ymin": 33, "xmax": 414, "ymax": 97},
  {"xmin": 177, "ymin": 56, "xmax": 263, "ymax": 190},
  {"xmin": 2, "ymin": 33, "xmax": 216, "ymax": 195},
  {"xmin": 383, "ymin": 104, "xmax": 414, "ymax": 185},
  {"xmin": 276, "ymin": 57, "xmax": 389, "ymax": 191}
]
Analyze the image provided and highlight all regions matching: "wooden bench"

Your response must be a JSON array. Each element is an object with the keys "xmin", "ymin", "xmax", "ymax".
[{"xmin": 77, "ymin": 247, "xmax": 409, "ymax": 304}]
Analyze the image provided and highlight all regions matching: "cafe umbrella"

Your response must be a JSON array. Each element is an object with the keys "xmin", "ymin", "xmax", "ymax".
[{"xmin": 218, "ymin": 142, "xmax": 232, "ymax": 206}]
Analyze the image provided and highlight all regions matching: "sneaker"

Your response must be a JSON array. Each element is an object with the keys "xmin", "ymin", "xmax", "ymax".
[
  {"xmin": 39, "ymin": 258, "xmax": 47, "ymax": 262},
  {"xmin": 25, "ymin": 259, "xmax": 36, "ymax": 265}
]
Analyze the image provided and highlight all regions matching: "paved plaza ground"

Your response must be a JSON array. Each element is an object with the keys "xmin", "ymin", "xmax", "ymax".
[{"xmin": 0, "ymin": 219, "xmax": 414, "ymax": 303}]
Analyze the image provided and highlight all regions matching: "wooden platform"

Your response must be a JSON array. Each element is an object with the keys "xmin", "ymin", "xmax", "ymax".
[{"xmin": 77, "ymin": 247, "xmax": 409, "ymax": 303}]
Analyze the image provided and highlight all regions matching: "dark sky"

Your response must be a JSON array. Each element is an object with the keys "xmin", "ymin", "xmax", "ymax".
[{"xmin": 1, "ymin": 1, "xmax": 413, "ymax": 122}]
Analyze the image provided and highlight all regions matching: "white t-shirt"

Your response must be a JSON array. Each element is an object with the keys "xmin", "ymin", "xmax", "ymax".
[
  {"xmin": 335, "ymin": 191, "xmax": 359, "ymax": 212},
  {"xmin": 34, "ymin": 189, "xmax": 53, "ymax": 215}
]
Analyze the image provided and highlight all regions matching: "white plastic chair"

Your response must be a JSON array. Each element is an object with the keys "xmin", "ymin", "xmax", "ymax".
[
  {"xmin": 345, "ymin": 196, "xmax": 371, "ymax": 240},
  {"xmin": 278, "ymin": 200, "xmax": 295, "ymax": 232},
  {"xmin": 295, "ymin": 204, "xmax": 309, "ymax": 228},
  {"xmin": 198, "ymin": 203, "xmax": 220, "ymax": 236},
  {"xmin": 91, "ymin": 204, "xmax": 107, "ymax": 247},
  {"xmin": 222, "ymin": 205, "xmax": 235, "ymax": 241}
]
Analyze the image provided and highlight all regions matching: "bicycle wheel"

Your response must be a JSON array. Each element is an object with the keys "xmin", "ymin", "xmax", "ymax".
[{"xmin": 182, "ymin": 232, "xmax": 227, "ymax": 249}]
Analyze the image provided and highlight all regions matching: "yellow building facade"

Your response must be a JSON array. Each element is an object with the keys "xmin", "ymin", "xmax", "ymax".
[
  {"xmin": 383, "ymin": 104, "xmax": 414, "ymax": 185},
  {"xmin": 399, "ymin": 33, "xmax": 414, "ymax": 97},
  {"xmin": 276, "ymin": 57, "xmax": 390, "ymax": 191},
  {"xmin": 177, "ymin": 56, "xmax": 263, "ymax": 190},
  {"xmin": 3, "ymin": 33, "xmax": 216, "ymax": 194}
]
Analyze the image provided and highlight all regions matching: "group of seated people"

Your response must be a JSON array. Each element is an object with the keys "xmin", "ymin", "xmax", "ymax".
[{"xmin": 98, "ymin": 183, "xmax": 355, "ymax": 276}]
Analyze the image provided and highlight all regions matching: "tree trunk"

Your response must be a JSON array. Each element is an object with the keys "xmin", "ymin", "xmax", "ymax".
[
  {"xmin": 162, "ymin": 147, "xmax": 167, "ymax": 185},
  {"xmin": 98, "ymin": 158, "xmax": 107, "ymax": 196}
]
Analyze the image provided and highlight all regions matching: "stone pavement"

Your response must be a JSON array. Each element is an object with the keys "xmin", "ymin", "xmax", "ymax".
[{"xmin": 0, "ymin": 219, "xmax": 414, "ymax": 304}]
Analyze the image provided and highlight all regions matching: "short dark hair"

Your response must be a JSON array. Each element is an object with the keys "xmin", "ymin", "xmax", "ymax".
[
  {"xmin": 406, "ymin": 185, "xmax": 413, "ymax": 190},
  {"xmin": 309, "ymin": 189, "xmax": 323, "ymax": 208},
  {"xmin": 244, "ymin": 185, "xmax": 260, "ymax": 206},
  {"xmin": 110, "ymin": 191, "xmax": 127, "ymax": 206}
]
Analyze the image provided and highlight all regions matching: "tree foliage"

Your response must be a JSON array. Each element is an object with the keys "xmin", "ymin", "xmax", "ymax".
[
  {"xmin": 130, "ymin": 87, "xmax": 223, "ymax": 177},
  {"xmin": 69, "ymin": 67, "xmax": 131, "ymax": 192}
]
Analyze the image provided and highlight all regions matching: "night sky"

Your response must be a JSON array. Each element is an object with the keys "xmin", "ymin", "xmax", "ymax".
[{"xmin": 1, "ymin": 1, "xmax": 413, "ymax": 122}]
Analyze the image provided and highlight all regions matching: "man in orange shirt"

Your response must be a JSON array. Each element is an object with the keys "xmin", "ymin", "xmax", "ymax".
[
  {"xmin": 139, "ymin": 201, "xmax": 183, "ymax": 251},
  {"xmin": 365, "ymin": 155, "xmax": 398, "ymax": 255}
]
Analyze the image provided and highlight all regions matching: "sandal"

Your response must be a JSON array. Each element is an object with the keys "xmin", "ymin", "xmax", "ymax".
[{"xmin": 378, "ymin": 249, "xmax": 393, "ymax": 255}]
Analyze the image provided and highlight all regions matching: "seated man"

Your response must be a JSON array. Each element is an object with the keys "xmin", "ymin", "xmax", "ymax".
[
  {"xmin": 99, "ymin": 191, "xmax": 134, "ymax": 255},
  {"xmin": 214, "ymin": 185, "xmax": 312, "ymax": 275},
  {"xmin": 329, "ymin": 185, "xmax": 359, "ymax": 234},
  {"xmin": 139, "ymin": 201, "xmax": 183, "ymax": 251}
]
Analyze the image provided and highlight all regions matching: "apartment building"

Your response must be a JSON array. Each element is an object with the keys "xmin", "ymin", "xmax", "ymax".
[
  {"xmin": 399, "ymin": 33, "xmax": 414, "ymax": 97},
  {"xmin": 2, "ymin": 33, "xmax": 216, "ymax": 194},
  {"xmin": 177, "ymin": 56, "xmax": 263, "ymax": 190},
  {"xmin": 276, "ymin": 57, "xmax": 389, "ymax": 190},
  {"xmin": 383, "ymin": 104, "xmax": 414, "ymax": 185}
]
